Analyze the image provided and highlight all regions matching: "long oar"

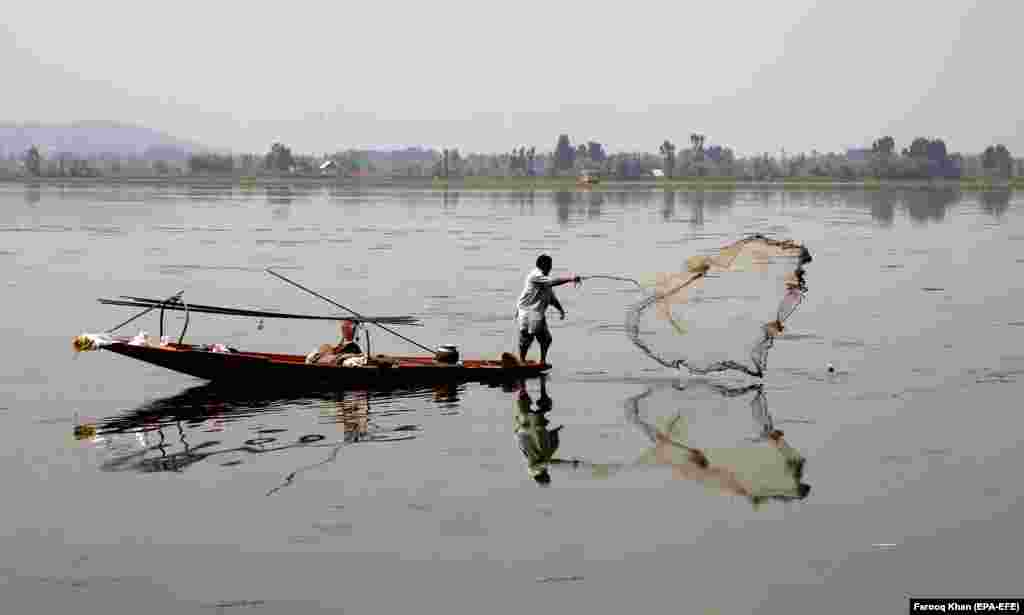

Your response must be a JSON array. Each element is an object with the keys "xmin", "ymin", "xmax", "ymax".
[
  {"xmin": 100, "ymin": 297, "xmax": 421, "ymax": 325},
  {"xmin": 265, "ymin": 268, "xmax": 436, "ymax": 355}
]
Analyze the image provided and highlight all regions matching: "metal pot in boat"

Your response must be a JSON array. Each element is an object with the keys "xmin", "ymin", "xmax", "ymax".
[{"xmin": 434, "ymin": 344, "xmax": 459, "ymax": 364}]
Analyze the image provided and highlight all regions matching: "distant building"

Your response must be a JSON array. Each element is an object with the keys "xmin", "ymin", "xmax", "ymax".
[{"xmin": 846, "ymin": 148, "xmax": 871, "ymax": 162}]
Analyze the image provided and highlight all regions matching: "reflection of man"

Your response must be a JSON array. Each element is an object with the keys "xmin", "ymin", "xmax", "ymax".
[{"xmin": 513, "ymin": 378, "xmax": 561, "ymax": 485}]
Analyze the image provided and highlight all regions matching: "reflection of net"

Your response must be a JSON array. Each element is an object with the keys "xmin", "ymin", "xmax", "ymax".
[
  {"xmin": 621, "ymin": 383, "xmax": 809, "ymax": 504},
  {"xmin": 626, "ymin": 234, "xmax": 811, "ymax": 377}
]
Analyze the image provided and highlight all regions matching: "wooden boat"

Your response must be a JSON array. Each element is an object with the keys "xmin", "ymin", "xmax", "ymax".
[
  {"xmin": 75, "ymin": 336, "xmax": 549, "ymax": 386},
  {"xmin": 75, "ymin": 278, "xmax": 550, "ymax": 387}
]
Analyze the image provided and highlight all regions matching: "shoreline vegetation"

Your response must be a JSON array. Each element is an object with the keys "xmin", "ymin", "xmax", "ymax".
[
  {"xmin": 3, "ymin": 132, "xmax": 1019, "ymax": 190},
  {"xmin": 2, "ymin": 175, "xmax": 1021, "ymax": 191}
]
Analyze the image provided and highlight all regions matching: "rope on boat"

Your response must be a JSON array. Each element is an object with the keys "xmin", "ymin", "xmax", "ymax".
[
  {"xmin": 265, "ymin": 268, "xmax": 437, "ymax": 355},
  {"xmin": 580, "ymin": 275, "xmax": 644, "ymax": 290},
  {"xmin": 105, "ymin": 290, "xmax": 184, "ymax": 334}
]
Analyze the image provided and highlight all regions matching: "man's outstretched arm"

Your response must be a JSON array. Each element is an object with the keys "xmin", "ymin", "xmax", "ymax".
[{"xmin": 537, "ymin": 274, "xmax": 582, "ymax": 288}]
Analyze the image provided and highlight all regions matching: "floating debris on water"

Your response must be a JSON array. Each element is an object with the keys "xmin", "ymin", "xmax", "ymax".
[
  {"xmin": 536, "ymin": 575, "xmax": 584, "ymax": 584},
  {"xmin": 202, "ymin": 599, "xmax": 267, "ymax": 609}
]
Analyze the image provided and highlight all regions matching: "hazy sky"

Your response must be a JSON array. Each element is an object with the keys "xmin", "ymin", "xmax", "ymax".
[{"xmin": 2, "ymin": 0, "xmax": 1020, "ymax": 156}]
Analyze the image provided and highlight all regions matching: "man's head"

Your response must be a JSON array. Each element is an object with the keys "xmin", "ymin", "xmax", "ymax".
[
  {"xmin": 340, "ymin": 319, "xmax": 357, "ymax": 342},
  {"xmin": 532, "ymin": 468, "xmax": 552, "ymax": 485},
  {"xmin": 536, "ymin": 254, "xmax": 553, "ymax": 275}
]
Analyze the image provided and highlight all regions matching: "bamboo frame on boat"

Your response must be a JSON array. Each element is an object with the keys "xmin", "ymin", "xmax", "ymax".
[{"xmin": 97, "ymin": 296, "xmax": 422, "ymax": 326}]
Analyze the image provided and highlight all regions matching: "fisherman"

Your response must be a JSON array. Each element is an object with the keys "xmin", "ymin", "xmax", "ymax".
[
  {"xmin": 305, "ymin": 319, "xmax": 363, "ymax": 366},
  {"xmin": 335, "ymin": 319, "xmax": 363, "ymax": 355},
  {"xmin": 515, "ymin": 254, "xmax": 581, "ymax": 366}
]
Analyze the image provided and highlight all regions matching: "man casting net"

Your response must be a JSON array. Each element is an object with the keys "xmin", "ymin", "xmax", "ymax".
[{"xmin": 585, "ymin": 234, "xmax": 812, "ymax": 377}]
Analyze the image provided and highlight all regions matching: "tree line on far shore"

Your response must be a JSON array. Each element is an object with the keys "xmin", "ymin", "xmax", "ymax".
[{"xmin": 7, "ymin": 134, "xmax": 1020, "ymax": 181}]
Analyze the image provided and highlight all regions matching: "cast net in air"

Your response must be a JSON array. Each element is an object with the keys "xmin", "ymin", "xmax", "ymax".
[{"xmin": 619, "ymin": 234, "xmax": 812, "ymax": 378}]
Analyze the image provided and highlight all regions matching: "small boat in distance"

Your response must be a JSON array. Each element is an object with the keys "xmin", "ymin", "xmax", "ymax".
[
  {"xmin": 75, "ymin": 282, "xmax": 550, "ymax": 388},
  {"xmin": 577, "ymin": 171, "xmax": 601, "ymax": 186}
]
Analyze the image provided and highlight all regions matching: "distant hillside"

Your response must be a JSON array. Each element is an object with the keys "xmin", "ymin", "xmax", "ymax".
[{"xmin": 0, "ymin": 121, "xmax": 214, "ymax": 161}]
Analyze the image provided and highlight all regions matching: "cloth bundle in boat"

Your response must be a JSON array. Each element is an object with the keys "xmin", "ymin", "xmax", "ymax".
[
  {"xmin": 305, "ymin": 346, "xmax": 398, "ymax": 368},
  {"xmin": 626, "ymin": 234, "xmax": 811, "ymax": 377},
  {"xmin": 73, "ymin": 333, "xmax": 114, "ymax": 352}
]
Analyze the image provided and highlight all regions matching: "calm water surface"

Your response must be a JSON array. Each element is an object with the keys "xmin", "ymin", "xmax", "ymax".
[{"xmin": 0, "ymin": 183, "xmax": 1021, "ymax": 614}]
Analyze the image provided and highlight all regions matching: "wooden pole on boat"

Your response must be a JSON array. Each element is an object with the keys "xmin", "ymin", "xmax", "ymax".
[
  {"xmin": 105, "ymin": 290, "xmax": 184, "ymax": 334},
  {"xmin": 265, "ymin": 268, "xmax": 436, "ymax": 355}
]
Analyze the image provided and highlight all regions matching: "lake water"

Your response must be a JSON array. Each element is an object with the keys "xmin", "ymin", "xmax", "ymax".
[{"xmin": 1, "ymin": 182, "xmax": 1021, "ymax": 614}]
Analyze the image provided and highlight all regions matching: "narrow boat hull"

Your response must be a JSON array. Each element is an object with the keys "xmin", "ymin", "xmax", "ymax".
[{"xmin": 101, "ymin": 342, "xmax": 549, "ymax": 386}]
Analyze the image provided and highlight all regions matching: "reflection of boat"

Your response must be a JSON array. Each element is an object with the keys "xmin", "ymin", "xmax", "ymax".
[
  {"xmin": 74, "ymin": 281, "xmax": 550, "ymax": 387},
  {"xmin": 76, "ymin": 383, "xmax": 430, "ymax": 477},
  {"xmin": 83, "ymin": 382, "xmax": 440, "ymax": 434}
]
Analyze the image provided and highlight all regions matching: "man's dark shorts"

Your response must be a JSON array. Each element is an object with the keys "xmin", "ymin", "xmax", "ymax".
[{"xmin": 518, "ymin": 316, "xmax": 552, "ymax": 348}]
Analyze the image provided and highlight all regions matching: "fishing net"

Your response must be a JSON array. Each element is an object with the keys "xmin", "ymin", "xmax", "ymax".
[{"xmin": 620, "ymin": 234, "xmax": 811, "ymax": 377}]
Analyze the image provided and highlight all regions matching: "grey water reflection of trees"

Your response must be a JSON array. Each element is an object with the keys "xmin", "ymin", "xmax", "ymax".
[
  {"xmin": 187, "ymin": 183, "xmax": 233, "ymax": 203},
  {"xmin": 683, "ymin": 191, "xmax": 704, "ymax": 226},
  {"xmin": 979, "ymin": 190, "xmax": 1011, "ymax": 218},
  {"xmin": 865, "ymin": 190, "xmax": 897, "ymax": 226},
  {"xmin": 677, "ymin": 190, "xmax": 735, "ymax": 227},
  {"xmin": 587, "ymin": 191, "xmax": 603, "ymax": 220},
  {"xmin": 554, "ymin": 190, "xmax": 572, "ymax": 225},
  {"xmin": 515, "ymin": 190, "xmax": 536, "ymax": 214},
  {"xmin": 662, "ymin": 189, "xmax": 676, "ymax": 221},
  {"xmin": 24, "ymin": 183, "xmax": 41, "ymax": 206},
  {"xmin": 442, "ymin": 189, "xmax": 460, "ymax": 210},
  {"xmin": 266, "ymin": 185, "xmax": 294, "ymax": 205},
  {"xmin": 548, "ymin": 188, "xmax": 608, "ymax": 224},
  {"xmin": 904, "ymin": 188, "xmax": 959, "ymax": 224}
]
